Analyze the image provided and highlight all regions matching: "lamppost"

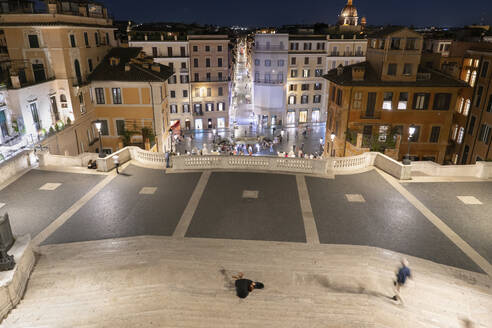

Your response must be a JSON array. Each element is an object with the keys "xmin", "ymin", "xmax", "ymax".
[
  {"xmin": 403, "ymin": 125, "xmax": 416, "ymax": 165},
  {"xmin": 168, "ymin": 128, "xmax": 173, "ymax": 153},
  {"xmin": 330, "ymin": 133, "xmax": 336, "ymax": 157},
  {"xmin": 94, "ymin": 121, "xmax": 104, "ymax": 158}
]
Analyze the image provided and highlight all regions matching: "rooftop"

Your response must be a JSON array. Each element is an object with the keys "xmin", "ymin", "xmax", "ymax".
[
  {"xmin": 323, "ymin": 62, "xmax": 468, "ymax": 87},
  {"xmin": 88, "ymin": 47, "xmax": 174, "ymax": 82}
]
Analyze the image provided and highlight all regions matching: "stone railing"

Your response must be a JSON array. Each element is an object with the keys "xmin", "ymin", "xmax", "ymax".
[
  {"xmin": 96, "ymin": 147, "xmax": 133, "ymax": 172},
  {"xmin": 0, "ymin": 149, "xmax": 37, "ymax": 186},
  {"xmin": 129, "ymin": 147, "xmax": 166, "ymax": 167},
  {"xmin": 332, "ymin": 153, "xmax": 375, "ymax": 172},
  {"xmin": 38, "ymin": 151, "xmax": 97, "ymax": 168},
  {"xmin": 411, "ymin": 161, "xmax": 492, "ymax": 179},
  {"xmin": 173, "ymin": 155, "xmax": 330, "ymax": 176}
]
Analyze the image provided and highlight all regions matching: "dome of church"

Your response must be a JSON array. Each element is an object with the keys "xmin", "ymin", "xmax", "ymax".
[{"xmin": 340, "ymin": 0, "xmax": 358, "ymax": 18}]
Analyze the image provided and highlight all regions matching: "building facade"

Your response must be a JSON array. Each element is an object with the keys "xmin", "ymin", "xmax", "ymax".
[
  {"xmin": 0, "ymin": 0, "xmax": 115, "ymax": 155},
  {"xmin": 87, "ymin": 47, "xmax": 173, "ymax": 153},
  {"xmin": 323, "ymin": 27, "xmax": 470, "ymax": 163}
]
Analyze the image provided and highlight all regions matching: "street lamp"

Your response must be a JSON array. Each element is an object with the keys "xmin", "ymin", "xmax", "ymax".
[
  {"xmin": 403, "ymin": 125, "xmax": 416, "ymax": 165},
  {"xmin": 94, "ymin": 121, "xmax": 104, "ymax": 158},
  {"xmin": 330, "ymin": 133, "xmax": 336, "ymax": 157}
]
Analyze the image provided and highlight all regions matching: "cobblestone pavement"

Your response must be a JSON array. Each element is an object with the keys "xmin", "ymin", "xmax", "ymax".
[{"xmin": 5, "ymin": 164, "xmax": 489, "ymax": 274}]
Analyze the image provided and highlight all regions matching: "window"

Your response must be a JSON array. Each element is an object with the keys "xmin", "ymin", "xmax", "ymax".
[
  {"xmin": 181, "ymin": 62, "xmax": 186, "ymax": 69},
  {"xmin": 289, "ymin": 84, "xmax": 297, "ymax": 91},
  {"xmin": 302, "ymin": 69, "xmax": 310, "ymax": 78},
  {"xmin": 28, "ymin": 34, "xmax": 39, "ymax": 48},
  {"xmin": 304, "ymin": 57, "xmax": 309, "ymax": 65},
  {"xmin": 470, "ymin": 70, "xmax": 477, "ymax": 87},
  {"xmin": 206, "ymin": 58, "xmax": 210, "ymax": 67},
  {"xmin": 30, "ymin": 102, "xmax": 40, "ymax": 130},
  {"xmin": 403, "ymin": 64, "xmax": 412, "ymax": 75},
  {"xmin": 430, "ymin": 126, "xmax": 440, "ymax": 143},
  {"xmin": 301, "ymin": 84, "xmax": 309, "ymax": 91},
  {"xmin": 353, "ymin": 91, "xmax": 362, "ymax": 109},
  {"xmin": 70, "ymin": 34, "xmax": 76, "ymax": 47},
  {"xmin": 452, "ymin": 125, "xmax": 458, "ymax": 140},
  {"xmin": 194, "ymin": 58, "xmax": 198, "ymax": 67},
  {"xmin": 218, "ymin": 102, "xmax": 225, "ymax": 111},
  {"xmin": 207, "ymin": 88, "xmax": 211, "ymax": 97},
  {"xmin": 480, "ymin": 61, "xmax": 489, "ymax": 78},
  {"xmin": 290, "ymin": 42, "xmax": 299, "ymax": 50},
  {"xmin": 84, "ymin": 32, "xmax": 89, "ymax": 46},
  {"xmin": 183, "ymin": 104, "xmax": 190, "ymax": 113},
  {"xmin": 255, "ymin": 71, "xmax": 260, "ymax": 81},
  {"xmin": 218, "ymin": 87, "xmax": 223, "ymax": 96},
  {"xmin": 317, "ymin": 57, "xmax": 322, "ymax": 65},
  {"xmin": 387, "ymin": 63, "xmax": 397, "ymax": 75},
  {"xmin": 314, "ymin": 83, "xmax": 322, "ymax": 90},
  {"xmin": 433, "ymin": 93, "xmax": 451, "ymax": 110},
  {"xmin": 168, "ymin": 75, "xmax": 177, "ymax": 84},
  {"xmin": 478, "ymin": 124, "xmax": 491, "ymax": 144},
  {"xmin": 170, "ymin": 104, "xmax": 178, "ymax": 113},
  {"xmin": 206, "ymin": 73, "xmax": 211, "ymax": 81},
  {"xmin": 291, "ymin": 57, "xmax": 296, "ymax": 65},
  {"xmin": 217, "ymin": 45, "xmax": 222, "ymax": 52},
  {"xmin": 194, "ymin": 103, "xmax": 202, "ymax": 114},
  {"xmin": 183, "ymin": 90, "xmax": 188, "ymax": 98},
  {"xmin": 468, "ymin": 116, "xmax": 476, "ymax": 135},
  {"xmin": 193, "ymin": 45, "xmax": 198, "ymax": 52},
  {"xmin": 116, "ymin": 120, "xmax": 125, "ymax": 136},
  {"xmin": 95, "ymin": 88, "xmax": 105, "ymax": 104},
  {"xmin": 180, "ymin": 75, "xmax": 189, "ymax": 83},
  {"xmin": 99, "ymin": 120, "xmax": 109, "ymax": 135},
  {"xmin": 379, "ymin": 125, "xmax": 389, "ymax": 142},
  {"xmin": 390, "ymin": 38, "xmax": 401, "ymax": 49},
  {"xmin": 106, "ymin": 33, "xmax": 110, "ymax": 45},
  {"xmin": 288, "ymin": 95, "xmax": 296, "ymax": 105},
  {"xmin": 463, "ymin": 99, "xmax": 471, "ymax": 116},
  {"xmin": 205, "ymin": 45, "xmax": 210, "ymax": 52},
  {"xmin": 475, "ymin": 86, "xmax": 484, "ymax": 107},
  {"xmin": 303, "ymin": 42, "xmax": 312, "ymax": 50},
  {"xmin": 487, "ymin": 94, "xmax": 492, "ymax": 112},
  {"xmin": 413, "ymin": 93, "xmax": 429, "ymax": 110},
  {"xmin": 299, "ymin": 110, "xmax": 308, "ymax": 123},
  {"xmin": 88, "ymin": 59, "xmax": 93, "ymax": 72},
  {"xmin": 336, "ymin": 89, "xmax": 343, "ymax": 106},
  {"xmin": 94, "ymin": 32, "xmax": 99, "ymax": 46},
  {"xmin": 168, "ymin": 63, "xmax": 174, "ymax": 71},
  {"xmin": 218, "ymin": 58, "xmax": 222, "ymax": 67},
  {"xmin": 398, "ymin": 92, "xmax": 408, "ymax": 110},
  {"xmin": 291, "ymin": 69, "xmax": 298, "ymax": 78},
  {"xmin": 457, "ymin": 127, "xmax": 464, "ymax": 144},
  {"xmin": 265, "ymin": 59, "xmax": 271, "ymax": 67},
  {"xmin": 170, "ymin": 90, "xmax": 176, "ymax": 98},
  {"xmin": 112, "ymin": 88, "xmax": 122, "ymax": 104},
  {"xmin": 277, "ymin": 72, "xmax": 283, "ymax": 82},
  {"xmin": 194, "ymin": 73, "xmax": 199, "ymax": 82},
  {"xmin": 32, "ymin": 63, "xmax": 46, "ymax": 82},
  {"xmin": 278, "ymin": 59, "xmax": 284, "ymax": 66},
  {"xmin": 313, "ymin": 95, "xmax": 321, "ymax": 103},
  {"xmin": 255, "ymin": 59, "xmax": 260, "ymax": 66},
  {"xmin": 457, "ymin": 97, "xmax": 464, "ymax": 113},
  {"xmin": 409, "ymin": 126, "xmax": 420, "ymax": 142},
  {"xmin": 315, "ymin": 69, "xmax": 323, "ymax": 77},
  {"xmin": 301, "ymin": 95, "xmax": 308, "ymax": 104},
  {"xmin": 382, "ymin": 92, "xmax": 393, "ymax": 110},
  {"xmin": 206, "ymin": 103, "xmax": 214, "ymax": 112}
]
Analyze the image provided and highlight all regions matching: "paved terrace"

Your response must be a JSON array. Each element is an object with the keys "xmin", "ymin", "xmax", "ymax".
[{"xmin": 0, "ymin": 162, "xmax": 491, "ymax": 327}]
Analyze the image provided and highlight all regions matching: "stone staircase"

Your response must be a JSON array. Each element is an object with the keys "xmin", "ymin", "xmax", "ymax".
[{"xmin": 2, "ymin": 236, "xmax": 491, "ymax": 327}]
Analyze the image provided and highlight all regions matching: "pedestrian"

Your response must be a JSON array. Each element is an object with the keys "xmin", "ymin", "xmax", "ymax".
[
  {"xmin": 113, "ymin": 154, "xmax": 120, "ymax": 174},
  {"xmin": 393, "ymin": 258, "xmax": 412, "ymax": 304},
  {"xmin": 232, "ymin": 272, "xmax": 264, "ymax": 299},
  {"xmin": 165, "ymin": 151, "xmax": 170, "ymax": 168}
]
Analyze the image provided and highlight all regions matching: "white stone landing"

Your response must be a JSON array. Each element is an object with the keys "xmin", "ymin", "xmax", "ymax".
[{"xmin": 3, "ymin": 236, "xmax": 491, "ymax": 328}]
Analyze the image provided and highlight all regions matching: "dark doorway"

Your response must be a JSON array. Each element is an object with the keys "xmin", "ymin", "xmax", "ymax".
[
  {"xmin": 50, "ymin": 96, "xmax": 60, "ymax": 121},
  {"xmin": 74, "ymin": 59, "xmax": 82, "ymax": 85}
]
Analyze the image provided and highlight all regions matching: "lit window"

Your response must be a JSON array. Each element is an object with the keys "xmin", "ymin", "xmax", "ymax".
[
  {"xmin": 457, "ymin": 97, "xmax": 464, "ymax": 113},
  {"xmin": 378, "ymin": 125, "xmax": 389, "ymax": 142},
  {"xmin": 288, "ymin": 95, "xmax": 296, "ymax": 105},
  {"xmin": 452, "ymin": 125, "xmax": 458, "ymax": 140},
  {"xmin": 457, "ymin": 127, "xmax": 464, "ymax": 144},
  {"xmin": 470, "ymin": 71, "xmax": 477, "ymax": 87},
  {"xmin": 463, "ymin": 99, "xmax": 471, "ymax": 116},
  {"xmin": 464, "ymin": 69, "xmax": 471, "ymax": 82},
  {"xmin": 382, "ymin": 92, "xmax": 393, "ymax": 110},
  {"xmin": 398, "ymin": 92, "xmax": 408, "ymax": 110},
  {"xmin": 302, "ymin": 69, "xmax": 309, "ymax": 78},
  {"xmin": 353, "ymin": 91, "xmax": 362, "ymax": 109},
  {"xmin": 452, "ymin": 153, "xmax": 458, "ymax": 164}
]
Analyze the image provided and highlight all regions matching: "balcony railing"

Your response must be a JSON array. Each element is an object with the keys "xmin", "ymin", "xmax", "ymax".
[{"xmin": 329, "ymin": 51, "xmax": 365, "ymax": 57}]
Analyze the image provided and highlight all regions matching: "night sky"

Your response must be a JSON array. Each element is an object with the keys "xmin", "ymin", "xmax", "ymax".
[{"xmin": 97, "ymin": 0, "xmax": 491, "ymax": 27}]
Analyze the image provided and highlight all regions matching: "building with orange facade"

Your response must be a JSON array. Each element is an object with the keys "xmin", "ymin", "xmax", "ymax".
[{"xmin": 323, "ymin": 27, "xmax": 470, "ymax": 163}]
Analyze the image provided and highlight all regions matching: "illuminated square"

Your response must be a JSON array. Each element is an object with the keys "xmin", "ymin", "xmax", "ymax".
[
  {"xmin": 242, "ymin": 190, "xmax": 259, "ymax": 199},
  {"xmin": 139, "ymin": 187, "xmax": 157, "ymax": 195},
  {"xmin": 345, "ymin": 194, "xmax": 365, "ymax": 202},
  {"xmin": 457, "ymin": 196, "xmax": 482, "ymax": 205}
]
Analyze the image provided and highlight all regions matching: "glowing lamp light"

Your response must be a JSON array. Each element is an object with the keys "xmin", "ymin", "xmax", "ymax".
[
  {"xmin": 409, "ymin": 126, "xmax": 416, "ymax": 137},
  {"xmin": 94, "ymin": 121, "xmax": 102, "ymax": 132},
  {"xmin": 330, "ymin": 133, "xmax": 336, "ymax": 142}
]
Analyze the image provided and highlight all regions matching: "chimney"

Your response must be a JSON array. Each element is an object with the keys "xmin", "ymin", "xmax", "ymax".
[
  {"xmin": 125, "ymin": 64, "xmax": 131, "ymax": 71},
  {"xmin": 151, "ymin": 64, "xmax": 161, "ymax": 72},
  {"xmin": 336, "ymin": 64, "xmax": 344, "ymax": 76},
  {"xmin": 351, "ymin": 65, "xmax": 365, "ymax": 81}
]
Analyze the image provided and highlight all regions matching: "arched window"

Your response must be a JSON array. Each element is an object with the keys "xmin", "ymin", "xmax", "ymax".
[{"xmin": 60, "ymin": 94, "xmax": 67, "ymax": 102}]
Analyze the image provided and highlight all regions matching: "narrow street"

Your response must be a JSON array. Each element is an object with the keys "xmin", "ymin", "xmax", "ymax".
[{"xmin": 230, "ymin": 36, "xmax": 254, "ymax": 127}]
